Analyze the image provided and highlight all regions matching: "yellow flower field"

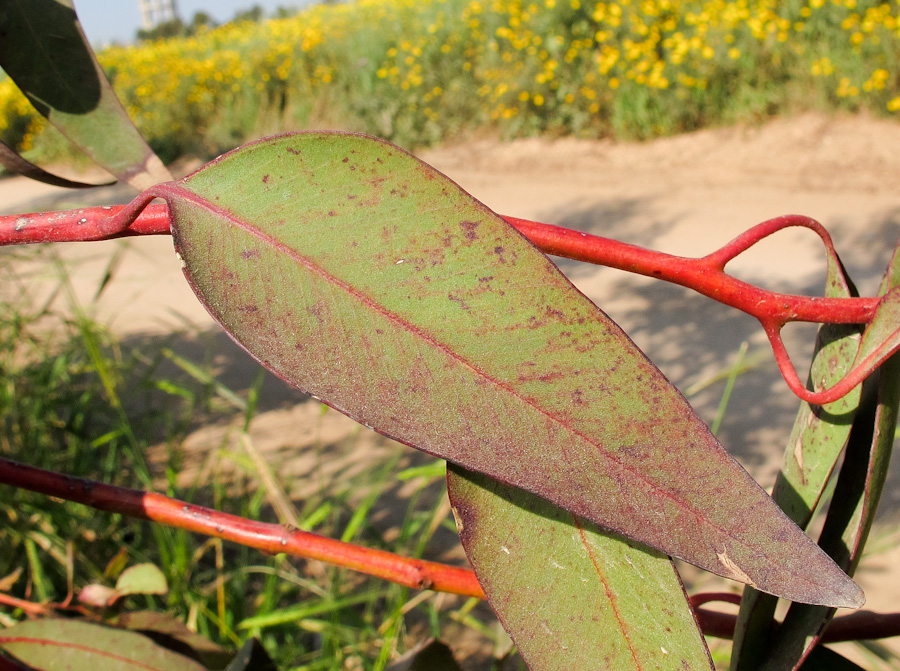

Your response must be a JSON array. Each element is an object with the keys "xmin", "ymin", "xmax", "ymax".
[{"xmin": 2, "ymin": 0, "xmax": 899, "ymax": 159}]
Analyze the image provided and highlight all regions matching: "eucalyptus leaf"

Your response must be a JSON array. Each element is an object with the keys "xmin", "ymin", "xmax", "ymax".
[
  {"xmin": 756, "ymin": 248, "xmax": 900, "ymax": 670},
  {"xmin": 733, "ymin": 242, "xmax": 863, "ymax": 670},
  {"xmin": 0, "ymin": 140, "xmax": 114, "ymax": 188},
  {"xmin": 447, "ymin": 465, "xmax": 713, "ymax": 670},
  {"xmin": 157, "ymin": 131, "xmax": 862, "ymax": 607}
]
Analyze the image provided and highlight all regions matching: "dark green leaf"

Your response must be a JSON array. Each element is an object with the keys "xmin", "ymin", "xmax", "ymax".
[
  {"xmin": 0, "ymin": 0, "xmax": 170, "ymax": 188},
  {"xmin": 447, "ymin": 465, "xmax": 712, "ymax": 670},
  {"xmin": 733, "ymin": 246, "xmax": 862, "ymax": 670},
  {"xmin": 162, "ymin": 131, "xmax": 861, "ymax": 607},
  {"xmin": 746, "ymin": 248, "xmax": 900, "ymax": 670}
]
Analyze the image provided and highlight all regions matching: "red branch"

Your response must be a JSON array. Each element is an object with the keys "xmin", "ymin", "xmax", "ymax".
[
  {"xmin": 0, "ymin": 457, "xmax": 482, "ymax": 599},
  {"xmin": 1, "ymin": 200, "xmax": 897, "ymax": 404},
  {"xmin": 2, "ymin": 456, "xmax": 899, "ymax": 644}
]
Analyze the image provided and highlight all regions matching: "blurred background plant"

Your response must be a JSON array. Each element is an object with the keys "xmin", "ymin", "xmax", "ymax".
[{"xmin": 2, "ymin": 0, "xmax": 899, "ymax": 163}]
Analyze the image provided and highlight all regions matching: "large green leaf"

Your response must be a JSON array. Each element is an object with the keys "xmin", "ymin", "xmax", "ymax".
[
  {"xmin": 447, "ymin": 465, "xmax": 712, "ymax": 670},
  {"xmin": 0, "ymin": 0, "xmax": 170, "ymax": 189},
  {"xmin": 0, "ymin": 620, "xmax": 206, "ymax": 671},
  {"xmin": 159, "ymin": 131, "xmax": 861, "ymax": 607}
]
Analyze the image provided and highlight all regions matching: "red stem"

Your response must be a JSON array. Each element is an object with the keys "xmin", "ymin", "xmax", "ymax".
[
  {"xmin": 506, "ymin": 215, "xmax": 877, "ymax": 325},
  {"xmin": 1, "ymin": 202, "xmax": 895, "ymax": 404},
  {"xmin": 0, "ymin": 204, "xmax": 878, "ymax": 324},
  {"xmin": 0, "ymin": 457, "xmax": 483, "ymax": 599}
]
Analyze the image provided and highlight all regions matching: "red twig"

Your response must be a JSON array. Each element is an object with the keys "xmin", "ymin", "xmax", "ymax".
[
  {"xmin": 0, "ymin": 199, "xmax": 168, "ymax": 244},
  {"xmin": 0, "ymin": 202, "xmax": 896, "ymax": 404},
  {"xmin": 0, "ymin": 457, "xmax": 484, "ymax": 599},
  {"xmin": 505, "ymin": 215, "xmax": 877, "ymax": 325},
  {"xmin": 0, "ymin": 593, "xmax": 51, "ymax": 617}
]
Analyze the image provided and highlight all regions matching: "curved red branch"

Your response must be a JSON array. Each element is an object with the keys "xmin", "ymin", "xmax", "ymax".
[{"xmin": 504, "ymin": 214, "xmax": 878, "ymax": 325}]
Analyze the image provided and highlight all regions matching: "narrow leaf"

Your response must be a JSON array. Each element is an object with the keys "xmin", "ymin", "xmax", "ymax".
[
  {"xmin": 447, "ymin": 465, "xmax": 712, "ymax": 670},
  {"xmin": 755, "ymin": 251, "xmax": 900, "ymax": 670},
  {"xmin": 0, "ymin": 0, "xmax": 171, "ymax": 189},
  {"xmin": 160, "ymin": 131, "xmax": 861, "ymax": 607},
  {"xmin": 733, "ymin": 247, "xmax": 863, "ymax": 669},
  {"xmin": 0, "ymin": 620, "xmax": 206, "ymax": 671}
]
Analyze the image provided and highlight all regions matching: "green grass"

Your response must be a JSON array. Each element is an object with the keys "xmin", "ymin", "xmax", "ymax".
[{"xmin": 0, "ymin": 246, "xmax": 510, "ymax": 670}]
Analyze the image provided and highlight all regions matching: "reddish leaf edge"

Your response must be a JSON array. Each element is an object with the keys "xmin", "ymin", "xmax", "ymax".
[
  {"xmin": 1, "ymin": 455, "xmax": 898, "ymax": 644},
  {"xmin": 0, "ymin": 193, "xmax": 892, "ymax": 405}
]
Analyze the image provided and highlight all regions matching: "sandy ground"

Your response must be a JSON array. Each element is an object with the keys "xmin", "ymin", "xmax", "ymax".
[{"xmin": 3, "ymin": 112, "xmax": 900, "ymax": 663}]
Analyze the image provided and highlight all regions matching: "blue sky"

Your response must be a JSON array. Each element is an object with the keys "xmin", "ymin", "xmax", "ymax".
[{"xmin": 75, "ymin": 1, "xmax": 305, "ymax": 46}]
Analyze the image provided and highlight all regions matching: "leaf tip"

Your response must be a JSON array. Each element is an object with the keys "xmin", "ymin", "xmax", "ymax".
[{"xmin": 833, "ymin": 580, "xmax": 866, "ymax": 610}]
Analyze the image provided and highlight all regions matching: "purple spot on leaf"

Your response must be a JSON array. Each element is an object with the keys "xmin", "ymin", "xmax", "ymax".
[{"xmin": 460, "ymin": 221, "xmax": 480, "ymax": 240}]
